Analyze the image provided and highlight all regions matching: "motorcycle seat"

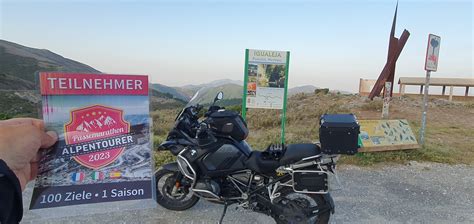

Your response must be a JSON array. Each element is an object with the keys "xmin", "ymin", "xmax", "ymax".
[
  {"xmin": 244, "ymin": 151, "xmax": 280, "ymax": 174},
  {"xmin": 279, "ymin": 144, "xmax": 321, "ymax": 165},
  {"xmin": 244, "ymin": 144, "xmax": 321, "ymax": 174}
]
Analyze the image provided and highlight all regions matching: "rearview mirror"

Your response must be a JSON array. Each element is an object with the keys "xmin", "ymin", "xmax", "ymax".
[{"xmin": 214, "ymin": 92, "xmax": 224, "ymax": 102}]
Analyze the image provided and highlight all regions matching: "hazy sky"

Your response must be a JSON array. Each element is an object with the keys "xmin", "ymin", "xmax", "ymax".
[{"xmin": 1, "ymin": 0, "xmax": 472, "ymax": 93}]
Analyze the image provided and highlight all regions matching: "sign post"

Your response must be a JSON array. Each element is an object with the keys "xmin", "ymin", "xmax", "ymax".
[
  {"xmin": 420, "ymin": 34, "xmax": 441, "ymax": 145},
  {"xmin": 242, "ymin": 49, "xmax": 290, "ymax": 144},
  {"xmin": 382, "ymin": 81, "xmax": 392, "ymax": 119}
]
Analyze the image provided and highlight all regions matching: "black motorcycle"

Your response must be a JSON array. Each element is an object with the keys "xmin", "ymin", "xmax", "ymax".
[{"xmin": 155, "ymin": 90, "xmax": 359, "ymax": 224}]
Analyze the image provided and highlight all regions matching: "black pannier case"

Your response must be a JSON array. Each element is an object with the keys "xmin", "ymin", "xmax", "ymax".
[
  {"xmin": 209, "ymin": 110, "xmax": 249, "ymax": 141},
  {"xmin": 319, "ymin": 114, "xmax": 360, "ymax": 155}
]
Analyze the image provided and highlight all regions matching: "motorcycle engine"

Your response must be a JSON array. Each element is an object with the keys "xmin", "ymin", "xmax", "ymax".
[{"xmin": 193, "ymin": 179, "xmax": 221, "ymax": 200}]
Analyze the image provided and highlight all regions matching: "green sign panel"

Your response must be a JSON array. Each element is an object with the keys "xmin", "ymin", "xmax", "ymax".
[{"xmin": 242, "ymin": 49, "xmax": 290, "ymax": 143}]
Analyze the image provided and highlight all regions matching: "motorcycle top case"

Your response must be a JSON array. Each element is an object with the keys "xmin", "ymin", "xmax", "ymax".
[
  {"xmin": 319, "ymin": 114, "xmax": 360, "ymax": 155},
  {"xmin": 208, "ymin": 110, "xmax": 249, "ymax": 141}
]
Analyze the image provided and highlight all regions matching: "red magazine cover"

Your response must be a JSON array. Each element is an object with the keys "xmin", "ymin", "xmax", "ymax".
[{"xmin": 30, "ymin": 72, "xmax": 153, "ymax": 209}]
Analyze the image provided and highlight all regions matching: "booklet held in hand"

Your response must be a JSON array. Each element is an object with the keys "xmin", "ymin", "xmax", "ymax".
[{"xmin": 30, "ymin": 72, "xmax": 153, "ymax": 210}]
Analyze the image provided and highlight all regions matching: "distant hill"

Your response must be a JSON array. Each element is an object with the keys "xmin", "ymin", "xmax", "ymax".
[
  {"xmin": 179, "ymin": 82, "xmax": 351, "ymax": 106},
  {"xmin": 0, "ymin": 40, "xmax": 104, "ymax": 117},
  {"xmin": 151, "ymin": 79, "xmax": 243, "ymax": 104},
  {"xmin": 0, "ymin": 40, "xmax": 353, "ymax": 119},
  {"xmin": 151, "ymin": 83, "xmax": 190, "ymax": 101},
  {"xmin": 0, "ymin": 40, "xmax": 185, "ymax": 118},
  {"xmin": 189, "ymin": 83, "xmax": 243, "ymax": 105},
  {"xmin": 0, "ymin": 73, "xmax": 35, "ymax": 90},
  {"xmin": 288, "ymin": 85, "xmax": 319, "ymax": 96},
  {"xmin": 173, "ymin": 82, "xmax": 350, "ymax": 106},
  {"xmin": 179, "ymin": 79, "xmax": 241, "ymax": 95},
  {"xmin": 288, "ymin": 85, "xmax": 353, "ymax": 96},
  {"xmin": 0, "ymin": 91, "xmax": 39, "ymax": 118},
  {"xmin": 180, "ymin": 79, "xmax": 242, "ymax": 91},
  {"xmin": 150, "ymin": 89, "xmax": 186, "ymax": 110},
  {"xmin": 175, "ymin": 86, "xmax": 196, "ymax": 98},
  {"xmin": 0, "ymin": 39, "xmax": 100, "ymax": 83}
]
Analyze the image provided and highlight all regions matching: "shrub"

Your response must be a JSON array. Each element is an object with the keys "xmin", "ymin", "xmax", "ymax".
[
  {"xmin": 0, "ymin": 113, "xmax": 12, "ymax": 120},
  {"xmin": 361, "ymin": 100, "xmax": 383, "ymax": 111},
  {"xmin": 315, "ymin": 88, "xmax": 329, "ymax": 95}
]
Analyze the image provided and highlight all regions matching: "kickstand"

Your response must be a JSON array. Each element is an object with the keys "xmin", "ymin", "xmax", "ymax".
[{"xmin": 218, "ymin": 201, "xmax": 229, "ymax": 224}]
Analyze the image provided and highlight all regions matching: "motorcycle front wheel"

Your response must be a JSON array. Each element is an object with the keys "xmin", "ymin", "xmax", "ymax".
[{"xmin": 154, "ymin": 169, "xmax": 199, "ymax": 211}]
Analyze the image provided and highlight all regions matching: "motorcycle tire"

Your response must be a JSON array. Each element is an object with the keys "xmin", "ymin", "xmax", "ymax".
[
  {"xmin": 155, "ymin": 169, "xmax": 199, "ymax": 211},
  {"xmin": 272, "ymin": 187, "xmax": 331, "ymax": 224}
]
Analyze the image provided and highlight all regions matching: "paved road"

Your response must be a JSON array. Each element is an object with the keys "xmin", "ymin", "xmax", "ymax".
[{"xmin": 22, "ymin": 162, "xmax": 474, "ymax": 224}]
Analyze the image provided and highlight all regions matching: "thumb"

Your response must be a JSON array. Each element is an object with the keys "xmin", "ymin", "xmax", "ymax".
[{"xmin": 40, "ymin": 131, "xmax": 58, "ymax": 149}]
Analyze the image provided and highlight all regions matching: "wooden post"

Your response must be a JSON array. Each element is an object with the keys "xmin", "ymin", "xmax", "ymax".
[
  {"xmin": 382, "ymin": 82, "xmax": 392, "ymax": 119},
  {"xmin": 420, "ymin": 85, "xmax": 424, "ymax": 94},
  {"xmin": 449, "ymin": 86, "xmax": 454, "ymax": 101},
  {"xmin": 466, "ymin": 86, "xmax": 470, "ymax": 97},
  {"xmin": 398, "ymin": 84, "xmax": 405, "ymax": 97},
  {"xmin": 442, "ymin": 86, "xmax": 446, "ymax": 96}
]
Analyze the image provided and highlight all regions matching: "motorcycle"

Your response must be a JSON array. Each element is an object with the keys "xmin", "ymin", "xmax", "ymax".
[{"xmin": 154, "ymin": 90, "xmax": 359, "ymax": 224}]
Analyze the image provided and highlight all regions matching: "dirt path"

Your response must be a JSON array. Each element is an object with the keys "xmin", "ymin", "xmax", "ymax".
[{"xmin": 21, "ymin": 162, "xmax": 474, "ymax": 224}]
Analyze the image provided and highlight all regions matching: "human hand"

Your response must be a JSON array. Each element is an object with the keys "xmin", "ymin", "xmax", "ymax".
[{"xmin": 0, "ymin": 118, "xmax": 57, "ymax": 190}]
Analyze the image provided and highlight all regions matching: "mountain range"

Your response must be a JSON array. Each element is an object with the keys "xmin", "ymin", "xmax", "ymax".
[
  {"xmin": 151, "ymin": 83, "xmax": 190, "ymax": 101},
  {"xmin": 0, "ymin": 40, "xmax": 99, "ymax": 84},
  {"xmin": 0, "ymin": 40, "xmax": 332, "ymax": 117}
]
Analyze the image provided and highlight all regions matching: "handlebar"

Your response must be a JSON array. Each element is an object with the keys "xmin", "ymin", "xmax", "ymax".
[
  {"xmin": 195, "ymin": 104, "xmax": 203, "ymax": 112},
  {"xmin": 205, "ymin": 105, "xmax": 223, "ymax": 117},
  {"xmin": 196, "ymin": 122, "xmax": 208, "ymax": 138},
  {"xmin": 189, "ymin": 104, "xmax": 202, "ymax": 117},
  {"xmin": 188, "ymin": 103, "xmax": 224, "ymax": 119},
  {"xmin": 195, "ymin": 120, "xmax": 218, "ymax": 146}
]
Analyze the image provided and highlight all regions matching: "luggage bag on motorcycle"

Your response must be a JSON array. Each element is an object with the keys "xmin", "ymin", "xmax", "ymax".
[
  {"xmin": 208, "ymin": 110, "xmax": 249, "ymax": 141},
  {"xmin": 319, "ymin": 114, "xmax": 360, "ymax": 155}
]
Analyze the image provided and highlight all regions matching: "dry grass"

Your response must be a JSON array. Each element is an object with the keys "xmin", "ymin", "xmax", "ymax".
[
  {"xmin": 153, "ymin": 93, "xmax": 474, "ymax": 167},
  {"xmin": 465, "ymin": 102, "xmax": 474, "ymax": 109},
  {"xmin": 360, "ymin": 98, "xmax": 383, "ymax": 111},
  {"xmin": 344, "ymin": 95, "xmax": 474, "ymax": 165}
]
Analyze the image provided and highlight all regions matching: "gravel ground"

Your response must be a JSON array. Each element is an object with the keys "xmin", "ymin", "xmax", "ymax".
[{"xmin": 21, "ymin": 162, "xmax": 474, "ymax": 224}]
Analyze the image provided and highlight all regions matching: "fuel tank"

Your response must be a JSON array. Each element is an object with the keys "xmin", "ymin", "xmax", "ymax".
[{"xmin": 201, "ymin": 141, "xmax": 251, "ymax": 177}]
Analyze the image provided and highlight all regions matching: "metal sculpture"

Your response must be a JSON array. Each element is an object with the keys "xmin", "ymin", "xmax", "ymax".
[{"xmin": 369, "ymin": 2, "xmax": 410, "ymax": 99}]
